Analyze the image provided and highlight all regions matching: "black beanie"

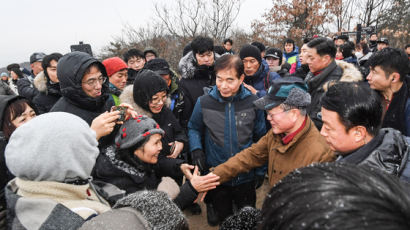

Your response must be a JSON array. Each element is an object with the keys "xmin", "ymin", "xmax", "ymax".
[
  {"xmin": 133, "ymin": 70, "xmax": 168, "ymax": 111},
  {"xmin": 240, "ymin": 45, "xmax": 262, "ymax": 64}
]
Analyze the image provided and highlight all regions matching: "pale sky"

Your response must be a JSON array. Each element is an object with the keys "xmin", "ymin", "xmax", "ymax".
[{"xmin": 0, "ymin": 0, "xmax": 272, "ymax": 67}]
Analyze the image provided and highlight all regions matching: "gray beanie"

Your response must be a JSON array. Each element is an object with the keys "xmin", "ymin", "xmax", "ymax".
[
  {"xmin": 115, "ymin": 115, "xmax": 164, "ymax": 150},
  {"xmin": 113, "ymin": 190, "xmax": 188, "ymax": 230},
  {"xmin": 5, "ymin": 112, "xmax": 99, "ymax": 182}
]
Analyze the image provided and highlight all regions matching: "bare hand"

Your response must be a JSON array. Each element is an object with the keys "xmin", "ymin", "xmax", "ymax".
[
  {"xmin": 167, "ymin": 141, "xmax": 184, "ymax": 158},
  {"xmin": 243, "ymin": 83, "xmax": 258, "ymax": 95},
  {"xmin": 190, "ymin": 166, "xmax": 220, "ymax": 193},
  {"xmin": 194, "ymin": 192, "xmax": 208, "ymax": 203},
  {"xmin": 180, "ymin": 163, "xmax": 195, "ymax": 180},
  {"xmin": 91, "ymin": 111, "xmax": 119, "ymax": 140}
]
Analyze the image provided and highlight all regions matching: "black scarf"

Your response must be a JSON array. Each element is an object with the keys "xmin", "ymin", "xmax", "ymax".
[{"xmin": 381, "ymin": 79, "xmax": 409, "ymax": 134}]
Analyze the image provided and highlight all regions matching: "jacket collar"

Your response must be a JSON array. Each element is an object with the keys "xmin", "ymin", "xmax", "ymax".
[
  {"xmin": 273, "ymin": 116, "xmax": 314, "ymax": 154},
  {"xmin": 208, "ymin": 84, "xmax": 252, "ymax": 103}
]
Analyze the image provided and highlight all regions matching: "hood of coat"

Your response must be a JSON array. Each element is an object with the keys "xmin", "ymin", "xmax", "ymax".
[
  {"xmin": 0, "ymin": 95, "xmax": 20, "ymax": 129},
  {"xmin": 119, "ymin": 85, "xmax": 171, "ymax": 118},
  {"xmin": 178, "ymin": 51, "xmax": 220, "ymax": 79},
  {"xmin": 57, "ymin": 51, "xmax": 109, "ymax": 110},
  {"xmin": 33, "ymin": 71, "xmax": 61, "ymax": 96},
  {"xmin": 323, "ymin": 60, "xmax": 363, "ymax": 91}
]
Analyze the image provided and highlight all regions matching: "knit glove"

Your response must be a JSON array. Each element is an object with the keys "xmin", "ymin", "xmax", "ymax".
[{"xmin": 191, "ymin": 149, "xmax": 207, "ymax": 174}]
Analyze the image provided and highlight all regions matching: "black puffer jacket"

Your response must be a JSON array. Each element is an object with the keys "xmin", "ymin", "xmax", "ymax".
[
  {"xmin": 93, "ymin": 145, "xmax": 197, "ymax": 209},
  {"xmin": 50, "ymin": 51, "xmax": 110, "ymax": 125},
  {"xmin": 339, "ymin": 128, "xmax": 410, "ymax": 182},
  {"xmin": 305, "ymin": 60, "xmax": 362, "ymax": 130},
  {"xmin": 175, "ymin": 51, "xmax": 217, "ymax": 129},
  {"xmin": 32, "ymin": 71, "xmax": 62, "ymax": 114}
]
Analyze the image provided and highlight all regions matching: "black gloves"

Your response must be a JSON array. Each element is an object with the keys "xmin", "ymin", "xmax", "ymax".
[{"xmin": 191, "ymin": 149, "xmax": 207, "ymax": 174}]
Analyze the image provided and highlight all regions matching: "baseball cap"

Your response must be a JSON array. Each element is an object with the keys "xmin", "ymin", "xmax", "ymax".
[
  {"xmin": 254, "ymin": 77, "xmax": 310, "ymax": 110},
  {"xmin": 265, "ymin": 48, "xmax": 282, "ymax": 59},
  {"xmin": 30, "ymin": 52, "xmax": 46, "ymax": 64},
  {"xmin": 377, "ymin": 38, "xmax": 389, "ymax": 45}
]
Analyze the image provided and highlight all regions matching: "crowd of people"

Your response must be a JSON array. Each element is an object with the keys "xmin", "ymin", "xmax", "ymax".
[{"xmin": 0, "ymin": 33, "xmax": 409, "ymax": 230}]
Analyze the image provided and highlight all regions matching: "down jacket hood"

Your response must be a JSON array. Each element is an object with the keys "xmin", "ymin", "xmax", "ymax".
[
  {"xmin": 57, "ymin": 51, "xmax": 109, "ymax": 110},
  {"xmin": 322, "ymin": 60, "xmax": 363, "ymax": 91},
  {"xmin": 33, "ymin": 71, "xmax": 61, "ymax": 96}
]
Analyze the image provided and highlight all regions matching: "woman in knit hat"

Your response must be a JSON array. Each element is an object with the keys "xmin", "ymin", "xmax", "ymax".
[
  {"xmin": 93, "ymin": 115, "xmax": 220, "ymax": 209},
  {"xmin": 120, "ymin": 69, "xmax": 187, "ymax": 159}
]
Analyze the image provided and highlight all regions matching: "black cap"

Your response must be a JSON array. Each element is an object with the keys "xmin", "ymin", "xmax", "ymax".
[
  {"xmin": 30, "ymin": 52, "xmax": 46, "ymax": 64},
  {"xmin": 377, "ymin": 38, "xmax": 389, "ymax": 45},
  {"xmin": 240, "ymin": 45, "xmax": 262, "ymax": 63},
  {"xmin": 144, "ymin": 58, "xmax": 170, "ymax": 75},
  {"xmin": 265, "ymin": 48, "xmax": 282, "ymax": 59}
]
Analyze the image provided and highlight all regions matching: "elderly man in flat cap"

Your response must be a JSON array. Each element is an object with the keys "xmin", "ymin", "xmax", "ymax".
[{"xmin": 211, "ymin": 77, "xmax": 335, "ymax": 187}]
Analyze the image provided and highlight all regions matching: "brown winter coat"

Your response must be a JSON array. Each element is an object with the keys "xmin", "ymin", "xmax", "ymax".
[{"xmin": 212, "ymin": 117, "xmax": 335, "ymax": 187}]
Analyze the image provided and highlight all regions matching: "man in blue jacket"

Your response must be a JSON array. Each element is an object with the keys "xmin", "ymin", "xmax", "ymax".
[
  {"xmin": 188, "ymin": 54, "xmax": 266, "ymax": 226},
  {"xmin": 240, "ymin": 44, "xmax": 280, "ymax": 98}
]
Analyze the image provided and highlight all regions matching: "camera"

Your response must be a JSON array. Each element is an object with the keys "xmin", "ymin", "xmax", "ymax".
[{"xmin": 113, "ymin": 106, "xmax": 127, "ymax": 122}]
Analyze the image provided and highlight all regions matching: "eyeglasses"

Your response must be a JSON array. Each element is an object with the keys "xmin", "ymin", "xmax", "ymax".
[
  {"xmin": 82, "ymin": 75, "xmax": 107, "ymax": 87},
  {"xmin": 150, "ymin": 96, "xmax": 166, "ymax": 105},
  {"xmin": 267, "ymin": 110, "xmax": 288, "ymax": 119}
]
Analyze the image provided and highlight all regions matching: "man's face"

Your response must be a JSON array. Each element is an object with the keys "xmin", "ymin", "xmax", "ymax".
[
  {"xmin": 46, "ymin": 60, "xmax": 59, "ymax": 83},
  {"xmin": 320, "ymin": 107, "xmax": 359, "ymax": 153},
  {"xmin": 266, "ymin": 57, "xmax": 280, "ymax": 68},
  {"xmin": 109, "ymin": 69, "xmax": 128, "ymax": 90},
  {"xmin": 160, "ymin": 74, "xmax": 172, "ymax": 87},
  {"xmin": 366, "ymin": 66, "xmax": 393, "ymax": 92},
  {"xmin": 145, "ymin": 52, "xmax": 156, "ymax": 62},
  {"xmin": 243, "ymin": 57, "xmax": 260, "ymax": 76},
  {"xmin": 306, "ymin": 47, "xmax": 331, "ymax": 73},
  {"xmin": 195, "ymin": 51, "xmax": 214, "ymax": 66},
  {"xmin": 216, "ymin": 68, "xmax": 244, "ymax": 98},
  {"xmin": 284, "ymin": 43, "xmax": 294, "ymax": 53},
  {"xmin": 1, "ymin": 76, "xmax": 8, "ymax": 81},
  {"xmin": 127, "ymin": 56, "xmax": 145, "ymax": 71},
  {"xmin": 406, "ymin": 47, "xmax": 410, "ymax": 56},
  {"xmin": 224, "ymin": 42, "xmax": 232, "ymax": 51},
  {"xmin": 31, "ymin": 61, "xmax": 43, "ymax": 76},
  {"xmin": 299, "ymin": 44, "xmax": 309, "ymax": 64},
  {"xmin": 336, "ymin": 39, "xmax": 345, "ymax": 46},
  {"xmin": 82, "ymin": 66, "xmax": 104, "ymax": 98},
  {"xmin": 370, "ymin": 34, "xmax": 377, "ymax": 41},
  {"xmin": 266, "ymin": 106, "xmax": 296, "ymax": 135},
  {"xmin": 377, "ymin": 43, "xmax": 388, "ymax": 51}
]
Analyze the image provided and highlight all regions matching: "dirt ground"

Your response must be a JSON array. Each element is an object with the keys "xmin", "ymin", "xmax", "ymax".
[{"xmin": 184, "ymin": 178, "xmax": 270, "ymax": 230}]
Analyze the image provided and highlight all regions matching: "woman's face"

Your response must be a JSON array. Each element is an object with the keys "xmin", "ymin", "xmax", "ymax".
[
  {"xmin": 133, "ymin": 134, "xmax": 163, "ymax": 164},
  {"xmin": 11, "ymin": 104, "xmax": 36, "ymax": 128},
  {"xmin": 149, "ymin": 91, "xmax": 167, "ymax": 114}
]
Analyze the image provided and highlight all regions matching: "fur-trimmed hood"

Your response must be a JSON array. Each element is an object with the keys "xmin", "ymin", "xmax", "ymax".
[
  {"xmin": 178, "ymin": 51, "xmax": 220, "ymax": 79},
  {"xmin": 119, "ymin": 85, "xmax": 171, "ymax": 117},
  {"xmin": 33, "ymin": 71, "xmax": 48, "ymax": 93},
  {"xmin": 33, "ymin": 71, "xmax": 61, "ymax": 97},
  {"xmin": 323, "ymin": 60, "xmax": 363, "ymax": 91}
]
